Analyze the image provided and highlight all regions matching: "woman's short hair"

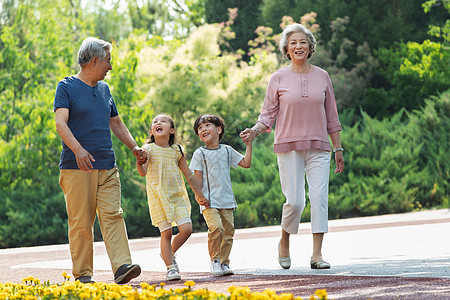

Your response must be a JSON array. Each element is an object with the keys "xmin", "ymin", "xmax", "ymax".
[
  {"xmin": 279, "ymin": 23, "xmax": 316, "ymax": 60},
  {"xmin": 193, "ymin": 114, "xmax": 226, "ymax": 141},
  {"xmin": 77, "ymin": 37, "xmax": 113, "ymax": 66}
]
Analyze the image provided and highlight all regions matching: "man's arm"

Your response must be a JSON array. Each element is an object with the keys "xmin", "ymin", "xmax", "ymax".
[
  {"xmin": 55, "ymin": 108, "xmax": 95, "ymax": 172},
  {"xmin": 110, "ymin": 115, "xmax": 146, "ymax": 164}
]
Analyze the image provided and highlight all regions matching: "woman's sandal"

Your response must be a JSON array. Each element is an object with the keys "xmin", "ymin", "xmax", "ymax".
[
  {"xmin": 278, "ymin": 242, "xmax": 291, "ymax": 269},
  {"xmin": 310, "ymin": 258, "xmax": 331, "ymax": 269}
]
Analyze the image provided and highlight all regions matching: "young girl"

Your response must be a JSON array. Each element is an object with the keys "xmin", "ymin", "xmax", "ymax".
[{"xmin": 136, "ymin": 114, "xmax": 209, "ymax": 281}]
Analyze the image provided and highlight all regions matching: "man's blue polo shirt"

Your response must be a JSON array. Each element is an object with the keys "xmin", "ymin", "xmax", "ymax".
[{"xmin": 54, "ymin": 76, "xmax": 119, "ymax": 170}]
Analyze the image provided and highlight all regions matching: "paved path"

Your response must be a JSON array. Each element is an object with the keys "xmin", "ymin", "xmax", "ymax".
[{"xmin": 1, "ymin": 209, "xmax": 449, "ymax": 299}]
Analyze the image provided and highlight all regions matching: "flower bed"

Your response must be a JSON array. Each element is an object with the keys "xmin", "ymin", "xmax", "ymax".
[{"xmin": 0, "ymin": 273, "xmax": 328, "ymax": 300}]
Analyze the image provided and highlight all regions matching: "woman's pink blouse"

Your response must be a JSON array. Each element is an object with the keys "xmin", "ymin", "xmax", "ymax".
[{"xmin": 257, "ymin": 66, "xmax": 342, "ymax": 153}]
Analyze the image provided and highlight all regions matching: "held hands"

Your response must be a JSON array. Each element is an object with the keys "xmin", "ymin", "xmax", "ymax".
[
  {"xmin": 195, "ymin": 194, "xmax": 210, "ymax": 208},
  {"xmin": 240, "ymin": 128, "xmax": 254, "ymax": 145},
  {"xmin": 133, "ymin": 146, "xmax": 148, "ymax": 165}
]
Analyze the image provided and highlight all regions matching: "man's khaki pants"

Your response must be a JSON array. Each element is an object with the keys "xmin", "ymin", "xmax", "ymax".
[
  {"xmin": 59, "ymin": 168, "xmax": 132, "ymax": 278},
  {"xmin": 202, "ymin": 208, "xmax": 235, "ymax": 265}
]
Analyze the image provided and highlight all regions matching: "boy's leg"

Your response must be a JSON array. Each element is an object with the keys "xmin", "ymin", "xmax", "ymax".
[
  {"xmin": 96, "ymin": 168, "xmax": 132, "ymax": 274},
  {"xmin": 202, "ymin": 208, "xmax": 223, "ymax": 261},
  {"xmin": 59, "ymin": 169, "xmax": 98, "ymax": 279},
  {"xmin": 218, "ymin": 209, "xmax": 235, "ymax": 265}
]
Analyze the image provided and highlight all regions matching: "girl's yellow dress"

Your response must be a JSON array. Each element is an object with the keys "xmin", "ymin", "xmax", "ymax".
[{"xmin": 142, "ymin": 143, "xmax": 191, "ymax": 227}]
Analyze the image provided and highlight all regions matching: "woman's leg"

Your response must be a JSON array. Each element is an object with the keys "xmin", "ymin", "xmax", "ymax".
[
  {"xmin": 277, "ymin": 151, "xmax": 307, "ymax": 256},
  {"xmin": 306, "ymin": 150, "xmax": 331, "ymax": 262},
  {"xmin": 312, "ymin": 233, "xmax": 324, "ymax": 262},
  {"xmin": 279, "ymin": 229, "xmax": 290, "ymax": 258}
]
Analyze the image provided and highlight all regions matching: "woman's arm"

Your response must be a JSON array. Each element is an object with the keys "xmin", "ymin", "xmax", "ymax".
[{"xmin": 330, "ymin": 131, "xmax": 344, "ymax": 174}]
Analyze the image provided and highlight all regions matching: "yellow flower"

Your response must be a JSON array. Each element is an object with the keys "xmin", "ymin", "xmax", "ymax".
[
  {"xmin": 279, "ymin": 293, "xmax": 294, "ymax": 300},
  {"xmin": 184, "ymin": 281, "xmax": 195, "ymax": 287},
  {"xmin": 249, "ymin": 291, "xmax": 269, "ymax": 300},
  {"xmin": 263, "ymin": 289, "xmax": 277, "ymax": 297},
  {"xmin": 314, "ymin": 289, "xmax": 327, "ymax": 300}
]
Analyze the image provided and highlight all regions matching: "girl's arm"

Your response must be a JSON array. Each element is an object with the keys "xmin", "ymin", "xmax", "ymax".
[
  {"xmin": 238, "ymin": 141, "xmax": 252, "ymax": 169},
  {"xmin": 178, "ymin": 156, "xmax": 210, "ymax": 207},
  {"xmin": 136, "ymin": 148, "xmax": 149, "ymax": 177}
]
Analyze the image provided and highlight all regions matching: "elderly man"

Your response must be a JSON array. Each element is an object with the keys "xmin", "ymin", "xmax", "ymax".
[{"xmin": 54, "ymin": 37, "xmax": 146, "ymax": 284}]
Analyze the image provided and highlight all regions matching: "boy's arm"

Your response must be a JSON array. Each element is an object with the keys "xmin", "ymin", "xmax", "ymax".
[
  {"xmin": 238, "ymin": 141, "xmax": 252, "ymax": 169},
  {"xmin": 179, "ymin": 156, "xmax": 210, "ymax": 207}
]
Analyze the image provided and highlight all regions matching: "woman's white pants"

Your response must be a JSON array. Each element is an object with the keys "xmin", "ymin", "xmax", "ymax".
[{"xmin": 277, "ymin": 149, "xmax": 330, "ymax": 234}]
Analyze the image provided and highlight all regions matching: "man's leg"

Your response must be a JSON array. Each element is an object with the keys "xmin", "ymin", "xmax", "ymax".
[
  {"xmin": 96, "ymin": 168, "xmax": 132, "ymax": 274},
  {"xmin": 59, "ymin": 169, "xmax": 98, "ymax": 279}
]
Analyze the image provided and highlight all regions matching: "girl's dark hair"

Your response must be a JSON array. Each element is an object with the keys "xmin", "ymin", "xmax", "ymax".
[
  {"xmin": 193, "ymin": 114, "xmax": 226, "ymax": 141},
  {"xmin": 145, "ymin": 114, "xmax": 184, "ymax": 155}
]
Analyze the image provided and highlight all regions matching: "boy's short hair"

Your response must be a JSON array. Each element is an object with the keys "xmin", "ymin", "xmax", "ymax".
[{"xmin": 193, "ymin": 114, "xmax": 226, "ymax": 141}]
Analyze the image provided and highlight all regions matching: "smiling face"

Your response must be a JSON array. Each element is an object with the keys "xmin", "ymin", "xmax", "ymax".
[
  {"xmin": 197, "ymin": 121, "xmax": 222, "ymax": 148},
  {"xmin": 94, "ymin": 50, "xmax": 112, "ymax": 81},
  {"xmin": 150, "ymin": 115, "xmax": 175, "ymax": 145},
  {"xmin": 286, "ymin": 31, "xmax": 310, "ymax": 62}
]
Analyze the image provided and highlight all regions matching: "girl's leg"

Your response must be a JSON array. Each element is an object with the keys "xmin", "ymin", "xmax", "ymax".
[
  {"xmin": 171, "ymin": 221, "xmax": 192, "ymax": 254},
  {"xmin": 160, "ymin": 227, "xmax": 174, "ymax": 267}
]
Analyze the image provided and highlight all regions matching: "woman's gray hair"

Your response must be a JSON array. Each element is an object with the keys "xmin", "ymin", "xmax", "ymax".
[
  {"xmin": 279, "ymin": 23, "xmax": 316, "ymax": 60},
  {"xmin": 77, "ymin": 37, "xmax": 113, "ymax": 66}
]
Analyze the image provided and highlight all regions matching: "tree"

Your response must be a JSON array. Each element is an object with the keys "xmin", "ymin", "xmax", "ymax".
[
  {"xmin": 205, "ymin": 0, "xmax": 262, "ymax": 59},
  {"xmin": 128, "ymin": 0, "xmax": 206, "ymax": 39},
  {"xmin": 0, "ymin": 0, "xmax": 93, "ymax": 247},
  {"xmin": 260, "ymin": 0, "xmax": 449, "ymax": 67}
]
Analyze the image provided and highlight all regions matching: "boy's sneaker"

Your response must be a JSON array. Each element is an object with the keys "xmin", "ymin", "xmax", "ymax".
[
  {"xmin": 166, "ymin": 267, "xmax": 181, "ymax": 281},
  {"xmin": 210, "ymin": 259, "xmax": 223, "ymax": 276},
  {"xmin": 222, "ymin": 263, "xmax": 234, "ymax": 276}
]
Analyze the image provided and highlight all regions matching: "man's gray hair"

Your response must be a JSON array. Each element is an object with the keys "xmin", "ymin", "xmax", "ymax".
[
  {"xmin": 279, "ymin": 23, "xmax": 316, "ymax": 60},
  {"xmin": 77, "ymin": 37, "xmax": 113, "ymax": 66}
]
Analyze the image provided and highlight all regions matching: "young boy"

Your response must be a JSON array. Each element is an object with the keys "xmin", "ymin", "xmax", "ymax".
[{"xmin": 190, "ymin": 114, "xmax": 252, "ymax": 276}]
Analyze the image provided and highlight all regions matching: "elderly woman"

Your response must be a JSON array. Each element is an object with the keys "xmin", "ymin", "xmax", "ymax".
[{"xmin": 241, "ymin": 23, "xmax": 344, "ymax": 269}]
